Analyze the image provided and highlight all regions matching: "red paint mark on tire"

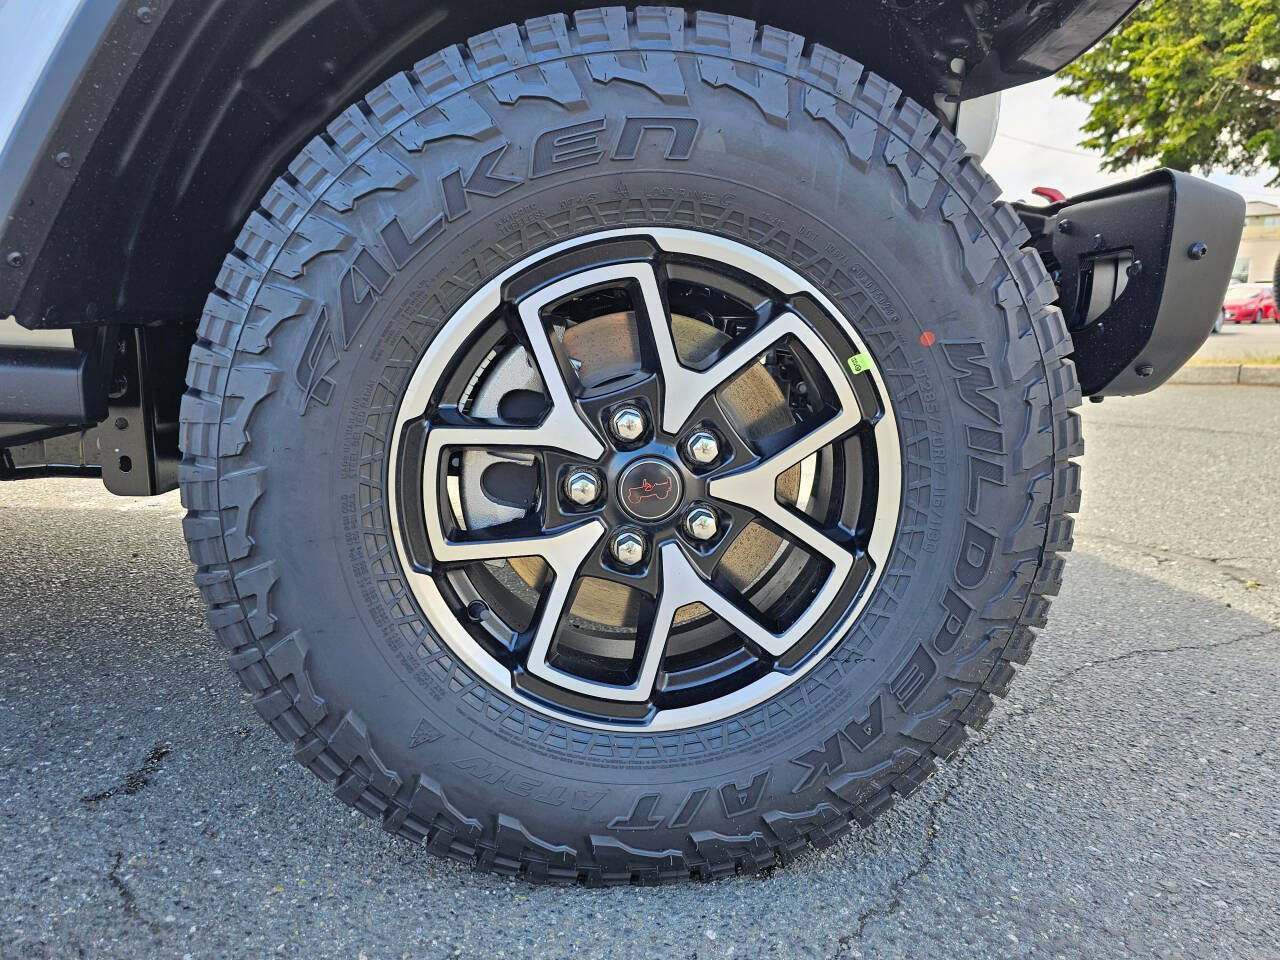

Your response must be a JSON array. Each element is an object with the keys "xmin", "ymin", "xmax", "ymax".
[{"xmin": 920, "ymin": 331, "xmax": 936, "ymax": 347}]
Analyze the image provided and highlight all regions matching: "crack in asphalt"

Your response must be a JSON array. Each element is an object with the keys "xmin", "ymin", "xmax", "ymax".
[
  {"xmin": 1077, "ymin": 533, "xmax": 1270, "ymax": 588},
  {"xmin": 831, "ymin": 624, "xmax": 1278, "ymax": 955},
  {"xmin": 1027, "ymin": 627, "xmax": 1277, "ymax": 714},
  {"xmin": 80, "ymin": 744, "xmax": 172, "ymax": 805},
  {"xmin": 106, "ymin": 852, "xmax": 163, "ymax": 938},
  {"xmin": 106, "ymin": 853, "xmax": 140, "ymax": 920},
  {"xmin": 835, "ymin": 773, "xmax": 962, "ymax": 954}
]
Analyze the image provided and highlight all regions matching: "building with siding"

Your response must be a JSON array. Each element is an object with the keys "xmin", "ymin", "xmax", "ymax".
[{"xmin": 1235, "ymin": 200, "xmax": 1280, "ymax": 287}]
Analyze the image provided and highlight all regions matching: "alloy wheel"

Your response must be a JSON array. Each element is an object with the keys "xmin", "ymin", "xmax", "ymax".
[{"xmin": 388, "ymin": 229, "xmax": 901, "ymax": 730}]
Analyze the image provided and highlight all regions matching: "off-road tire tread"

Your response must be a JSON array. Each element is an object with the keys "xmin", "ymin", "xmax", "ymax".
[{"xmin": 178, "ymin": 5, "xmax": 1082, "ymax": 885}]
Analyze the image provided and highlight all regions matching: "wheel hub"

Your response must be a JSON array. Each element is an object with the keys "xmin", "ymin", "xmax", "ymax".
[
  {"xmin": 387, "ymin": 228, "xmax": 902, "ymax": 730},
  {"xmin": 459, "ymin": 310, "xmax": 794, "ymax": 624},
  {"xmin": 616, "ymin": 457, "xmax": 682, "ymax": 522}
]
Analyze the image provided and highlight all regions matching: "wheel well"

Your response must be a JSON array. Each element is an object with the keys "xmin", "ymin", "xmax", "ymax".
[
  {"xmin": 52, "ymin": 1, "xmax": 468, "ymax": 327},
  {"xmin": 24, "ymin": 1, "xmax": 985, "ymax": 334}
]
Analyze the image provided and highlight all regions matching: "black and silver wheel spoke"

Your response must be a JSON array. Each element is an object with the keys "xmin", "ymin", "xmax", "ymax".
[{"xmin": 706, "ymin": 315, "xmax": 871, "ymax": 649}]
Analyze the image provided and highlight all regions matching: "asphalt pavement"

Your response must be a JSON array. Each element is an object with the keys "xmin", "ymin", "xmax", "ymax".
[{"xmin": 2, "ymin": 385, "xmax": 1278, "ymax": 960}]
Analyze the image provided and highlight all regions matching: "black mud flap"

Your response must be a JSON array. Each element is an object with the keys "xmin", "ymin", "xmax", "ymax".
[{"xmin": 1017, "ymin": 170, "xmax": 1244, "ymax": 397}]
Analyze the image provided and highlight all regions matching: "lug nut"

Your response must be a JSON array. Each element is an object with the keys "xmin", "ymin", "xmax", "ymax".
[
  {"xmin": 611, "ymin": 531, "xmax": 646, "ymax": 567},
  {"xmin": 564, "ymin": 469, "xmax": 600, "ymax": 506},
  {"xmin": 610, "ymin": 405, "xmax": 646, "ymax": 443},
  {"xmin": 686, "ymin": 431, "xmax": 719, "ymax": 465},
  {"xmin": 684, "ymin": 506, "xmax": 718, "ymax": 542}
]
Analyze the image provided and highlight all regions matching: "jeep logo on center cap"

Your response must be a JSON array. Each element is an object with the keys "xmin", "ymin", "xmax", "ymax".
[{"xmin": 618, "ymin": 458, "xmax": 682, "ymax": 522}]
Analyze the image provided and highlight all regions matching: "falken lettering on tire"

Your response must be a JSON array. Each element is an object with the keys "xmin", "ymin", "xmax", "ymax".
[{"xmin": 179, "ymin": 7, "xmax": 1082, "ymax": 884}]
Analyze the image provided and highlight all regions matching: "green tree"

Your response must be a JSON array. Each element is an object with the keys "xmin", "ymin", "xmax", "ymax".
[{"xmin": 1058, "ymin": 0, "xmax": 1280, "ymax": 185}]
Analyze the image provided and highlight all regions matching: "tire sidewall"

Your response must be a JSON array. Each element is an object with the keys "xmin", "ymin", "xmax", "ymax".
[{"xmin": 205, "ymin": 39, "xmax": 1056, "ymax": 852}]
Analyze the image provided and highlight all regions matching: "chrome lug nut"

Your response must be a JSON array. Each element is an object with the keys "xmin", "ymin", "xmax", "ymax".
[
  {"xmin": 611, "ymin": 531, "xmax": 646, "ymax": 567},
  {"xmin": 610, "ymin": 405, "xmax": 646, "ymax": 443},
  {"xmin": 684, "ymin": 506, "xmax": 718, "ymax": 542},
  {"xmin": 564, "ymin": 469, "xmax": 600, "ymax": 506},
  {"xmin": 686, "ymin": 431, "xmax": 719, "ymax": 465}
]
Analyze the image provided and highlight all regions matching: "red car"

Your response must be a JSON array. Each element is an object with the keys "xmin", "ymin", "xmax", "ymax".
[{"xmin": 1222, "ymin": 283, "xmax": 1279, "ymax": 323}]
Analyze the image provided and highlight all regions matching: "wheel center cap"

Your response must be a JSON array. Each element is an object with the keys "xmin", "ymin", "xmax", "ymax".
[{"xmin": 617, "ymin": 457, "xmax": 682, "ymax": 522}]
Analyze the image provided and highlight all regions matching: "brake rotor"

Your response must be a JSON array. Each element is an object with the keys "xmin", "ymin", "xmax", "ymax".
[{"xmin": 460, "ymin": 310, "xmax": 802, "ymax": 628}]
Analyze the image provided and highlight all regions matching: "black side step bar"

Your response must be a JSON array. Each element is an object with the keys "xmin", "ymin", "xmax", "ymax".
[
  {"xmin": 0, "ymin": 342, "xmax": 107, "ymax": 425},
  {"xmin": 0, "ymin": 326, "xmax": 181, "ymax": 495}
]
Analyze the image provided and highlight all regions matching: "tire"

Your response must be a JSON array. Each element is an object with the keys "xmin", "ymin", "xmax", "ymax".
[{"xmin": 179, "ymin": 7, "xmax": 1081, "ymax": 884}]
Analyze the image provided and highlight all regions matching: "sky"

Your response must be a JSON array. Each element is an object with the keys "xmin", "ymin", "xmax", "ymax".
[{"xmin": 983, "ymin": 76, "xmax": 1280, "ymax": 206}]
